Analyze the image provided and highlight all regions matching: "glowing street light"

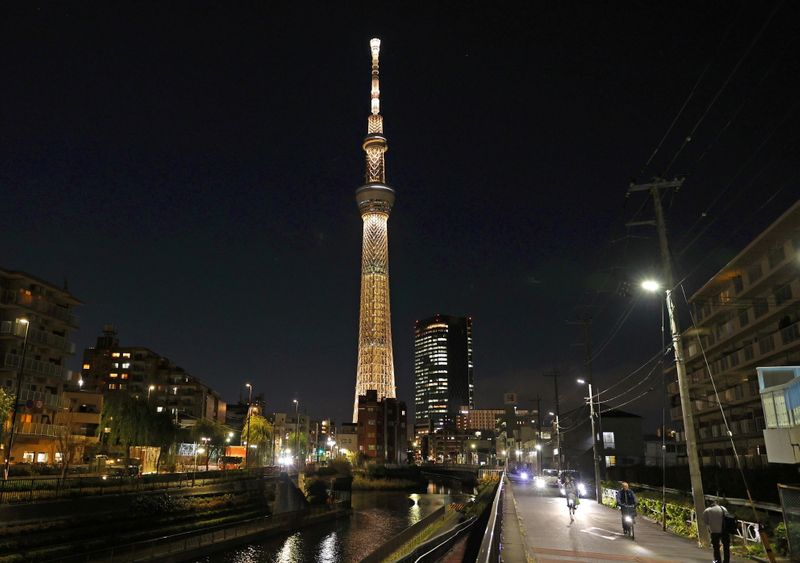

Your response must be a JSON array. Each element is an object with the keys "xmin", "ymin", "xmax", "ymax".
[
  {"xmin": 148, "ymin": 384, "xmax": 155, "ymax": 399},
  {"xmin": 641, "ymin": 279, "xmax": 662, "ymax": 293}
]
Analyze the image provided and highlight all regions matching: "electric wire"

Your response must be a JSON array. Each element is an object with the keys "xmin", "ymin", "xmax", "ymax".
[
  {"xmin": 661, "ymin": 0, "xmax": 786, "ymax": 177},
  {"xmin": 639, "ymin": 5, "xmax": 744, "ymax": 176},
  {"xmin": 587, "ymin": 295, "xmax": 641, "ymax": 363}
]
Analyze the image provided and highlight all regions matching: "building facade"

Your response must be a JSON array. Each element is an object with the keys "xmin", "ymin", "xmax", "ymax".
[
  {"xmin": 0, "ymin": 268, "xmax": 81, "ymax": 466},
  {"xmin": 414, "ymin": 315, "xmax": 474, "ymax": 432},
  {"xmin": 668, "ymin": 201, "xmax": 800, "ymax": 468},
  {"xmin": 353, "ymin": 38, "xmax": 397, "ymax": 421},
  {"xmin": 82, "ymin": 326, "xmax": 226, "ymax": 427},
  {"xmin": 456, "ymin": 407, "xmax": 504, "ymax": 432},
  {"xmin": 356, "ymin": 390, "xmax": 407, "ymax": 464}
]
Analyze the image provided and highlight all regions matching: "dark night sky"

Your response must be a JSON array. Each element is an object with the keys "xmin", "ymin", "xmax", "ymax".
[{"xmin": 2, "ymin": 2, "xmax": 798, "ymax": 428}]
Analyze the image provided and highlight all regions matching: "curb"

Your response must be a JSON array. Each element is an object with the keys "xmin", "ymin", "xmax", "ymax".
[{"xmin": 504, "ymin": 478, "xmax": 536, "ymax": 563}]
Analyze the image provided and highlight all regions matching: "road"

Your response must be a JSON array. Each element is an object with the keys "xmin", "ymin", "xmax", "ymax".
[{"xmin": 508, "ymin": 478, "xmax": 747, "ymax": 562}]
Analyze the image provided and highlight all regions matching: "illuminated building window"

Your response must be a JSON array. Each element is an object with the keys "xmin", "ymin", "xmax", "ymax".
[
  {"xmin": 112, "ymin": 352, "xmax": 120, "ymax": 358},
  {"xmin": 21, "ymin": 414, "xmax": 32, "ymax": 423},
  {"xmin": 122, "ymin": 352, "xmax": 131, "ymax": 358},
  {"xmin": 156, "ymin": 406, "xmax": 164, "ymax": 413},
  {"xmin": 82, "ymin": 364, "xmax": 90, "ymax": 370},
  {"xmin": 605, "ymin": 455, "xmax": 617, "ymax": 467},
  {"xmin": 23, "ymin": 451, "xmax": 34, "ymax": 462},
  {"xmin": 603, "ymin": 432, "xmax": 615, "ymax": 449},
  {"xmin": 55, "ymin": 452, "xmax": 63, "ymax": 463},
  {"xmin": 122, "ymin": 363, "xmax": 130, "ymax": 369},
  {"xmin": 36, "ymin": 452, "xmax": 48, "ymax": 463},
  {"xmin": 109, "ymin": 383, "xmax": 117, "ymax": 390},
  {"xmin": 121, "ymin": 374, "xmax": 128, "ymax": 379},
  {"xmin": 109, "ymin": 373, "xmax": 118, "ymax": 378}
]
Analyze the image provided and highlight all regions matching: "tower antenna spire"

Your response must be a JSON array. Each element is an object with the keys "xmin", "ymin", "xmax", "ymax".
[{"xmin": 370, "ymin": 38, "xmax": 381, "ymax": 115}]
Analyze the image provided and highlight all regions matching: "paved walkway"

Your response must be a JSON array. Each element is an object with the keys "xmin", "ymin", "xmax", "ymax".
[{"xmin": 508, "ymin": 479, "xmax": 748, "ymax": 562}]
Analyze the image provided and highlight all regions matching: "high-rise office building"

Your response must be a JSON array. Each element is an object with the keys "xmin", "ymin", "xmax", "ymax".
[
  {"xmin": 414, "ymin": 315, "xmax": 474, "ymax": 431},
  {"xmin": 353, "ymin": 38, "xmax": 397, "ymax": 421}
]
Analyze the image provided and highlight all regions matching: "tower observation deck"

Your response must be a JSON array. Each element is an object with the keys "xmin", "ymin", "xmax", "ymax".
[{"xmin": 353, "ymin": 38, "xmax": 396, "ymax": 422}]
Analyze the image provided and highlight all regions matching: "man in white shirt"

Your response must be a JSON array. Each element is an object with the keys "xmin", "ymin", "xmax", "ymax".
[{"xmin": 702, "ymin": 500, "xmax": 730, "ymax": 563}]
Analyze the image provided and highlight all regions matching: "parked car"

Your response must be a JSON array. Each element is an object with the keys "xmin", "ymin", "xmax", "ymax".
[{"xmin": 535, "ymin": 468, "xmax": 560, "ymax": 489}]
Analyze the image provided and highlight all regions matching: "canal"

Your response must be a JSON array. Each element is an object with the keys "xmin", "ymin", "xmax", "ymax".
[{"xmin": 202, "ymin": 479, "xmax": 474, "ymax": 562}]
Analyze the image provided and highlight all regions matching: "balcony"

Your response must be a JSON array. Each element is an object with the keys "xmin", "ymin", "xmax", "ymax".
[
  {"xmin": 13, "ymin": 422, "xmax": 68, "ymax": 438},
  {"xmin": 0, "ymin": 289, "xmax": 78, "ymax": 327},
  {"xmin": 17, "ymin": 388, "xmax": 66, "ymax": 410},
  {"xmin": 758, "ymin": 367, "xmax": 800, "ymax": 463},
  {"xmin": 3, "ymin": 354, "xmax": 65, "ymax": 379},
  {"xmin": 0, "ymin": 321, "xmax": 74, "ymax": 354}
]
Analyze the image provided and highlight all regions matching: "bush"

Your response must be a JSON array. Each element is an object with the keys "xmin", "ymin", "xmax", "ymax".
[
  {"xmin": 329, "ymin": 459, "xmax": 352, "ymax": 476},
  {"xmin": 305, "ymin": 478, "xmax": 330, "ymax": 505}
]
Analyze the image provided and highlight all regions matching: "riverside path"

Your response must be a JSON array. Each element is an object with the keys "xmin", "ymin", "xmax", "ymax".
[{"xmin": 508, "ymin": 478, "xmax": 748, "ymax": 562}]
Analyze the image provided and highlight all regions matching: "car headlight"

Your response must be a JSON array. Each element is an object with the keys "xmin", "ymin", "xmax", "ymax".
[
  {"xmin": 519, "ymin": 471, "xmax": 528, "ymax": 480},
  {"xmin": 535, "ymin": 478, "xmax": 545, "ymax": 489},
  {"xmin": 577, "ymin": 483, "xmax": 587, "ymax": 495}
]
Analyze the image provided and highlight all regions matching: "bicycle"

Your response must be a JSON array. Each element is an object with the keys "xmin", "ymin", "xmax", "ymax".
[
  {"xmin": 620, "ymin": 504, "xmax": 636, "ymax": 540},
  {"xmin": 566, "ymin": 495, "xmax": 578, "ymax": 522}
]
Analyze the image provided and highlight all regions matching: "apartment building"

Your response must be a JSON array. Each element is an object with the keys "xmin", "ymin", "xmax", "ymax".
[
  {"xmin": 669, "ymin": 201, "xmax": 800, "ymax": 468},
  {"xmin": 357, "ymin": 390, "xmax": 408, "ymax": 464},
  {"xmin": 0, "ymin": 268, "xmax": 81, "ymax": 465},
  {"xmin": 82, "ymin": 326, "xmax": 226, "ymax": 427}
]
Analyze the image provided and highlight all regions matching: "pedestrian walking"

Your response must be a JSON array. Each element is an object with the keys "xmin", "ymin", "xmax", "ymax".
[{"xmin": 702, "ymin": 500, "xmax": 731, "ymax": 563}]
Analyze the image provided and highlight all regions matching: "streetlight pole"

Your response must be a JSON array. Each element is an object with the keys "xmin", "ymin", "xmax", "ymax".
[
  {"xmin": 293, "ymin": 399, "xmax": 299, "ymax": 466},
  {"xmin": 578, "ymin": 379, "xmax": 602, "ymax": 504},
  {"xmin": 4, "ymin": 318, "xmax": 30, "ymax": 480},
  {"xmin": 244, "ymin": 383, "xmax": 253, "ymax": 468}
]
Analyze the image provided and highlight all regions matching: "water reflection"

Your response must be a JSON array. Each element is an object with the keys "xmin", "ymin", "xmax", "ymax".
[{"xmin": 205, "ymin": 482, "xmax": 471, "ymax": 563}]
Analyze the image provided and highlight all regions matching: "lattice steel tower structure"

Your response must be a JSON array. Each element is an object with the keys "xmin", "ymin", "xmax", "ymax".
[{"xmin": 353, "ymin": 38, "xmax": 396, "ymax": 422}]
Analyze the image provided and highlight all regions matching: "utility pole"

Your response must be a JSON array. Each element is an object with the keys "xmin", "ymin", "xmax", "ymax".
[
  {"xmin": 543, "ymin": 370, "xmax": 561, "ymax": 470},
  {"xmin": 536, "ymin": 395, "xmax": 543, "ymax": 475},
  {"xmin": 568, "ymin": 315, "xmax": 603, "ymax": 503},
  {"xmin": 628, "ymin": 177, "xmax": 708, "ymax": 545}
]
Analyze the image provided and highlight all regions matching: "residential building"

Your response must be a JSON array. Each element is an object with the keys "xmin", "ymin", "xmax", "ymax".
[
  {"xmin": 599, "ymin": 410, "xmax": 644, "ymax": 469},
  {"xmin": 758, "ymin": 366, "xmax": 800, "ymax": 463},
  {"xmin": 0, "ymin": 268, "xmax": 81, "ymax": 466},
  {"xmin": 356, "ymin": 390, "xmax": 407, "ymax": 464},
  {"xmin": 54, "ymin": 390, "xmax": 103, "ymax": 465},
  {"xmin": 269, "ymin": 411, "xmax": 311, "ymax": 462},
  {"xmin": 337, "ymin": 422, "xmax": 358, "ymax": 461},
  {"xmin": 644, "ymin": 431, "xmax": 680, "ymax": 467},
  {"xmin": 668, "ymin": 201, "xmax": 800, "ymax": 468},
  {"xmin": 456, "ymin": 406, "xmax": 505, "ymax": 432},
  {"xmin": 81, "ymin": 326, "xmax": 226, "ymax": 427},
  {"xmin": 414, "ymin": 315, "xmax": 474, "ymax": 432}
]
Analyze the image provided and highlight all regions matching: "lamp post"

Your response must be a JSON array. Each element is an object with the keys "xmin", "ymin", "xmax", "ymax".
[
  {"xmin": 549, "ymin": 411, "xmax": 561, "ymax": 471},
  {"xmin": 148, "ymin": 384, "xmax": 155, "ymax": 399},
  {"xmin": 4, "ymin": 318, "xmax": 30, "ymax": 480},
  {"xmin": 577, "ymin": 379, "xmax": 603, "ymax": 504},
  {"xmin": 292, "ymin": 399, "xmax": 300, "ymax": 466},
  {"xmin": 642, "ymin": 279, "xmax": 708, "ymax": 543},
  {"xmin": 535, "ymin": 444, "xmax": 542, "ymax": 475},
  {"xmin": 244, "ymin": 383, "xmax": 253, "ymax": 468}
]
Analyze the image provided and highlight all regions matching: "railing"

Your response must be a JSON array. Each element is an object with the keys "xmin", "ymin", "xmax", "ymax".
[
  {"xmin": 0, "ymin": 467, "xmax": 277, "ymax": 504},
  {"xmin": 0, "ymin": 289, "xmax": 79, "ymax": 326},
  {"xmin": 601, "ymin": 485, "xmax": 762, "ymax": 543},
  {"xmin": 13, "ymin": 422, "xmax": 68, "ymax": 438},
  {"xmin": 4, "ymin": 353, "xmax": 65, "ymax": 378},
  {"xmin": 476, "ymin": 473, "xmax": 504, "ymax": 562},
  {"xmin": 401, "ymin": 517, "xmax": 478, "ymax": 563},
  {"xmin": 17, "ymin": 388, "xmax": 68, "ymax": 410}
]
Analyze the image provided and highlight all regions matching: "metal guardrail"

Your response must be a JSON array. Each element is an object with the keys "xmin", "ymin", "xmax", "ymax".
[
  {"xmin": 0, "ymin": 467, "xmax": 277, "ymax": 504},
  {"xmin": 476, "ymin": 472, "xmax": 504, "ymax": 562},
  {"xmin": 403, "ymin": 516, "xmax": 477, "ymax": 563}
]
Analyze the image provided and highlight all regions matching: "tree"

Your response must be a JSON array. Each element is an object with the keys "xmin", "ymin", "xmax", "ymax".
[
  {"xmin": 191, "ymin": 418, "xmax": 227, "ymax": 470},
  {"xmin": 246, "ymin": 414, "xmax": 273, "ymax": 466},
  {"xmin": 151, "ymin": 410, "xmax": 176, "ymax": 472},
  {"xmin": 0, "ymin": 388, "xmax": 14, "ymax": 447},
  {"xmin": 100, "ymin": 394, "xmax": 178, "ymax": 468},
  {"xmin": 287, "ymin": 431, "xmax": 309, "ymax": 465}
]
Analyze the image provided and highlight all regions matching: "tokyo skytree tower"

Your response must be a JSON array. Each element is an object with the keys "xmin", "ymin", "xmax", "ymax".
[{"xmin": 353, "ymin": 38, "xmax": 396, "ymax": 422}]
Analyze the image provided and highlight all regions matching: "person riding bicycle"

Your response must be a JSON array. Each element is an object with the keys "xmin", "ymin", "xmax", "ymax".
[
  {"xmin": 564, "ymin": 475, "xmax": 579, "ymax": 511},
  {"xmin": 616, "ymin": 482, "xmax": 637, "ymax": 535}
]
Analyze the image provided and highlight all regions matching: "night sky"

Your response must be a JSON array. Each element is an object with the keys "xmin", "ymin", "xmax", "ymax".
[{"xmin": 3, "ymin": 2, "xmax": 798, "ymax": 428}]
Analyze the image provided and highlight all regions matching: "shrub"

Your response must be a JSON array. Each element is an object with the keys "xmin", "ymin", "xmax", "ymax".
[{"xmin": 305, "ymin": 478, "xmax": 330, "ymax": 505}]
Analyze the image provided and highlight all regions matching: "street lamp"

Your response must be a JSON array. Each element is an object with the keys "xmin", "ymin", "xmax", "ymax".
[
  {"xmin": 293, "ymin": 398, "xmax": 300, "ymax": 465},
  {"xmin": 148, "ymin": 384, "xmax": 155, "ymax": 399},
  {"xmin": 642, "ymin": 279, "xmax": 708, "ymax": 542},
  {"xmin": 577, "ymin": 378, "xmax": 603, "ymax": 504},
  {"xmin": 4, "ymin": 318, "xmax": 30, "ymax": 480},
  {"xmin": 244, "ymin": 383, "xmax": 253, "ymax": 468}
]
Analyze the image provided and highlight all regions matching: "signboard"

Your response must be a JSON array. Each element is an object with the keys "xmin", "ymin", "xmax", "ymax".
[{"xmin": 503, "ymin": 392, "xmax": 518, "ymax": 405}]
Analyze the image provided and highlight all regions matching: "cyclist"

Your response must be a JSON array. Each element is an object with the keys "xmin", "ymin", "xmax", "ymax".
[
  {"xmin": 564, "ymin": 475, "xmax": 579, "ymax": 521},
  {"xmin": 616, "ymin": 482, "xmax": 637, "ymax": 535}
]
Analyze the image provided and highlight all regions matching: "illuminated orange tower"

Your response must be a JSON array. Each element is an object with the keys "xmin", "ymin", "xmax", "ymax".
[{"xmin": 353, "ymin": 38, "xmax": 396, "ymax": 421}]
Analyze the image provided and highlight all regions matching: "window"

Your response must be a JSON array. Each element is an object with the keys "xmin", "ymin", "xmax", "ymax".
[
  {"xmin": 82, "ymin": 364, "xmax": 90, "ymax": 370},
  {"xmin": 108, "ymin": 383, "xmax": 117, "ymax": 390},
  {"xmin": 121, "ymin": 374, "xmax": 128, "ymax": 380},
  {"xmin": 605, "ymin": 455, "xmax": 617, "ymax": 467},
  {"xmin": 22, "ymin": 451, "xmax": 35, "ymax": 463},
  {"xmin": 156, "ymin": 406, "xmax": 164, "ymax": 413},
  {"xmin": 109, "ymin": 373, "xmax": 118, "ymax": 378},
  {"xmin": 602, "ymin": 432, "xmax": 615, "ymax": 449},
  {"xmin": 768, "ymin": 245, "xmax": 786, "ymax": 269},
  {"xmin": 55, "ymin": 452, "xmax": 63, "ymax": 463},
  {"xmin": 747, "ymin": 262, "xmax": 763, "ymax": 284},
  {"xmin": 111, "ymin": 352, "xmax": 120, "ymax": 358},
  {"xmin": 775, "ymin": 284, "xmax": 792, "ymax": 307},
  {"xmin": 122, "ymin": 352, "xmax": 131, "ymax": 358},
  {"xmin": 36, "ymin": 452, "xmax": 48, "ymax": 463},
  {"xmin": 20, "ymin": 414, "xmax": 32, "ymax": 423}
]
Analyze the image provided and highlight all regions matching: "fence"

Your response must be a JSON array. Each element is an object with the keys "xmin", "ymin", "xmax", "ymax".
[
  {"xmin": 476, "ymin": 474, "xmax": 505, "ymax": 562},
  {"xmin": 361, "ymin": 506, "xmax": 447, "ymax": 563},
  {"xmin": 778, "ymin": 484, "xmax": 800, "ymax": 558},
  {"xmin": 0, "ymin": 467, "xmax": 275, "ymax": 504},
  {"xmin": 601, "ymin": 486, "xmax": 761, "ymax": 543}
]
